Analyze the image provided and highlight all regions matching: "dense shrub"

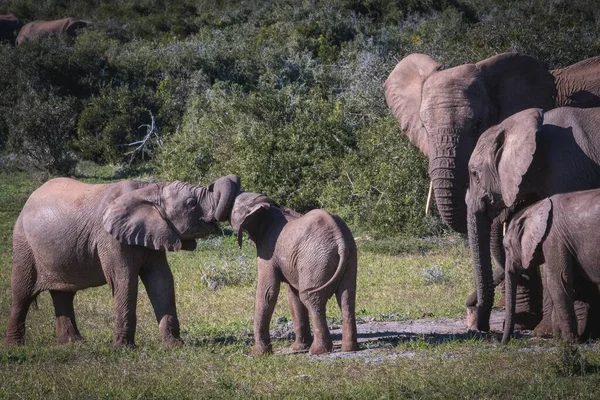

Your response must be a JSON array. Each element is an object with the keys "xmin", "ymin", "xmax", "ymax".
[{"xmin": 0, "ymin": 0, "xmax": 599, "ymax": 234}]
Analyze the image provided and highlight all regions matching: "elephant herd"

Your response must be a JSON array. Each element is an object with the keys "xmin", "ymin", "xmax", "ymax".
[
  {"xmin": 0, "ymin": 13, "xmax": 89, "ymax": 45},
  {"xmin": 385, "ymin": 52, "xmax": 600, "ymax": 343},
  {"xmin": 6, "ymin": 49, "xmax": 600, "ymax": 352}
]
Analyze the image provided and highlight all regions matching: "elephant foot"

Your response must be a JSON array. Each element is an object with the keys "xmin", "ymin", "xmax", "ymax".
[
  {"xmin": 5, "ymin": 335, "xmax": 25, "ymax": 346},
  {"xmin": 465, "ymin": 306, "xmax": 477, "ymax": 331},
  {"xmin": 250, "ymin": 343, "xmax": 272, "ymax": 356},
  {"xmin": 113, "ymin": 335, "xmax": 136, "ymax": 349},
  {"xmin": 341, "ymin": 340, "xmax": 359, "ymax": 352},
  {"xmin": 513, "ymin": 312, "xmax": 542, "ymax": 331},
  {"xmin": 309, "ymin": 340, "xmax": 333, "ymax": 355},
  {"xmin": 533, "ymin": 318, "xmax": 553, "ymax": 338},
  {"xmin": 161, "ymin": 337, "xmax": 184, "ymax": 348},
  {"xmin": 290, "ymin": 340, "xmax": 311, "ymax": 353},
  {"xmin": 56, "ymin": 333, "xmax": 85, "ymax": 345}
]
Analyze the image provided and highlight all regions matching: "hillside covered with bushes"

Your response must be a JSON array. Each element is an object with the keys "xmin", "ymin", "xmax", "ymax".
[{"xmin": 1, "ymin": 0, "xmax": 598, "ymax": 236}]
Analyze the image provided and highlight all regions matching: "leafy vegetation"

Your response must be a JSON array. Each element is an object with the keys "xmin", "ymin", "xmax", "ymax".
[{"xmin": 1, "ymin": 0, "xmax": 599, "ymax": 235}]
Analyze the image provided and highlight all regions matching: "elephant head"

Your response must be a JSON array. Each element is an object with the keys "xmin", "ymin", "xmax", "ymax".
[
  {"xmin": 501, "ymin": 199, "xmax": 551, "ymax": 344},
  {"xmin": 103, "ymin": 175, "xmax": 241, "ymax": 251},
  {"xmin": 384, "ymin": 53, "xmax": 555, "ymax": 232},
  {"xmin": 65, "ymin": 18, "xmax": 89, "ymax": 36},
  {"xmin": 229, "ymin": 192, "xmax": 277, "ymax": 248},
  {"xmin": 466, "ymin": 108, "xmax": 544, "ymax": 330}
]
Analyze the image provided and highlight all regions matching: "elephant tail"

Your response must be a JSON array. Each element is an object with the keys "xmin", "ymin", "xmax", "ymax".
[{"xmin": 307, "ymin": 235, "xmax": 352, "ymax": 296}]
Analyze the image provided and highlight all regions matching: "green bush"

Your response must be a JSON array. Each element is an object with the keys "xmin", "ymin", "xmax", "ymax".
[{"xmin": 1, "ymin": 0, "xmax": 599, "ymax": 234}]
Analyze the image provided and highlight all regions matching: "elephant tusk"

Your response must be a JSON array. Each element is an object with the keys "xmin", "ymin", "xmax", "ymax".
[
  {"xmin": 425, "ymin": 181, "xmax": 433, "ymax": 216},
  {"xmin": 503, "ymin": 222, "xmax": 506, "ymax": 236}
]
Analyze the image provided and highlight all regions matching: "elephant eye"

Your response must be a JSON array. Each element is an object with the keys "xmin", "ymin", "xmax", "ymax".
[
  {"xmin": 471, "ymin": 170, "xmax": 479, "ymax": 183},
  {"xmin": 186, "ymin": 198, "xmax": 197, "ymax": 208}
]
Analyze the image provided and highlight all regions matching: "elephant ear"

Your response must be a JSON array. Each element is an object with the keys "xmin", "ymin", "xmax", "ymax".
[
  {"xmin": 497, "ymin": 108, "xmax": 543, "ymax": 207},
  {"xmin": 476, "ymin": 53, "xmax": 555, "ymax": 120},
  {"xmin": 384, "ymin": 53, "xmax": 442, "ymax": 157},
  {"xmin": 521, "ymin": 199, "xmax": 552, "ymax": 269},
  {"xmin": 103, "ymin": 185, "xmax": 182, "ymax": 251},
  {"xmin": 231, "ymin": 201, "xmax": 271, "ymax": 249}
]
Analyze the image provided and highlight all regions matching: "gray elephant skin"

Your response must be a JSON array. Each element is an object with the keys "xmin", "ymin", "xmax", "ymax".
[
  {"xmin": 5, "ymin": 175, "xmax": 240, "ymax": 347},
  {"xmin": 16, "ymin": 17, "xmax": 89, "ymax": 44},
  {"xmin": 0, "ymin": 13, "xmax": 22, "ymax": 44},
  {"xmin": 502, "ymin": 191, "xmax": 600, "ymax": 344},
  {"xmin": 385, "ymin": 52, "xmax": 600, "ymax": 233},
  {"xmin": 467, "ymin": 106, "xmax": 600, "ymax": 332},
  {"xmin": 230, "ymin": 192, "xmax": 359, "ymax": 355}
]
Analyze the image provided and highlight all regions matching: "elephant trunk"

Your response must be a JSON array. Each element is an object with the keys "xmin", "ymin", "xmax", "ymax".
[
  {"xmin": 212, "ymin": 175, "xmax": 241, "ymax": 222},
  {"xmin": 429, "ymin": 129, "xmax": 470, "ymax": 233},
  {"xmin": 502, "ymin": 270, "xmax": 518, "ymax": 344},
  {"xmin": 467, "ymin": 199, "xmax": 494, "ymax": 332}
]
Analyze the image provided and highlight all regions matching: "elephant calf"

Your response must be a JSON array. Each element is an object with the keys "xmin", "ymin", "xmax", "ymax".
[
  {"xmin": 501, "ymin": 189, "xmax": 600, "ymax": 344},
  {"xmin": 230, "ymin": 192, "xmax": 359, "ymax": 355},
  {"xmin": 6, "ymin": 175, "xmax": 240, "ymax": 347}
]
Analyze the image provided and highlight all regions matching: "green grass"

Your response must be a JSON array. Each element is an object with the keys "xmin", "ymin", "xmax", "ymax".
[{"xmin": 1, "ymin": 169, "xmax": 600, "ymax": 399}]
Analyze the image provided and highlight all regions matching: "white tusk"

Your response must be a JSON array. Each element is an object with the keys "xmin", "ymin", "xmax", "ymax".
[
  {"xmin": 503, "ymin": 222, "xmax": 506, "ymax": 236},
  {"xmin": 425, "ymin": 181, "xmax": 433, "ymax": 216}
]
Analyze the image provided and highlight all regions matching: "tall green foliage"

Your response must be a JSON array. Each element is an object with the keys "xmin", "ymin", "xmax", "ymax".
[{"xmin": 0, "ymin": 0, "xmax": 598, "ymax": 233}]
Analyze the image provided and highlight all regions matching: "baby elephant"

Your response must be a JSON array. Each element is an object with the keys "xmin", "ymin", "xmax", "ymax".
[
  {"xmin": 502, "ymin": 190, "xmax": 600, "ymax": 344},
  {"xmin": 230, "ymin": 192, "xmax": 359, "ymax": 355},
  {"xmin": 6, "ymin": 175, "xmax": 240, "ymax": 347}
]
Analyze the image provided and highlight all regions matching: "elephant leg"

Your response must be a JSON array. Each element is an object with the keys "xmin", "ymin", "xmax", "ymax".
[
  {"xmin": 50, "ymin": 290, "xmax": 83, "ymax": 344},
  {"xmin": 301, "ymin": 293, "xmax": 333, "ymax": 355},
  {"xmin": 286, "ymin": 285, "xmax": 312, "ymax": 352},
  {"xmin": 545, "ymin": 253, "xmax": 578, "ymax": 342},
  {"xmin": 101, "ymin": 251, "xmax": 140, "ymax": 348},
  {"xmin": 139, "ymin": 253, "xmax": 181, "ymax": 347},
  {"xmin": 335, "ymin": 262, "xmax": 359, "ymax": 352},
  {"xmin": 251, "ymin": 265, "xmax": 280, "ymax": 355},
  {"xmin": 574, "ymin": 300, "xmax": 590, "ymax": 339},
  {"xmin": 6, "ymin": 236, "xmax": 37, "ymax": 345},
  {"xmin": 533, "ymin": 270, "xmax": 554, "ymax": 338}
]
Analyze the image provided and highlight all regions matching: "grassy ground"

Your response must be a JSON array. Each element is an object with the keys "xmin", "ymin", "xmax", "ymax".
[{"xmin": 1, "ymin": 168, "xmax": 600, "ymax": 399}]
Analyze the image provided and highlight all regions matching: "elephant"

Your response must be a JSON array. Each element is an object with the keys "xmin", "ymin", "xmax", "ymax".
[
  {"xmin": 16, "ymin": 17, "xmax": 89, "ymax": 45},
  {"xmin": 502, "ymin": 192, "xmax": 600, "ymax": 344},
  {"xmin": 0, "ymin": 13, "xmax": 22, "ymax": 44},
  {"xmin": 5, "ymin": 175, "xmax": 240, "ymax": 347},
  {"xmin": 384, "ymin": 52, "xmax": 600, "ymax": 233},
  {"xmin": 466, "ymin": 106, "xmax": 600, "ymax": 333},
  {"xmin": 229, "ymin": 192, "xmax": 359, "ymax": 355}
]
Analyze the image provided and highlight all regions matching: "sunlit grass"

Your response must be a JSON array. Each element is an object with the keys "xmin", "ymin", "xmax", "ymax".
[{"xmin": 2, "ymin": 169, "xmax": 600, "ymax": 399}]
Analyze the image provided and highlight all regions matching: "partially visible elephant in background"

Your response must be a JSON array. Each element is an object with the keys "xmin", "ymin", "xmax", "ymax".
[
  {"xmin": 5, "ymin": 175, "xmax": 240, "ymax": 347},
  {"xmin": 466, "ymin": 107, "xmax": 600, "ymax": 332},
  {"xmin": 502, "ymin": 192, "xmax": 600, "ymax": 344},
  {"xmin": 230, "ymin": 192, "xmax": 359, "ymax": 355},
  {"xmin": 16, "ymin": 17, "xmax": 89, "ymax": 44},
  {"xmin": 0, "ymin": 13, "xmax": 22, "ymax": 44}
]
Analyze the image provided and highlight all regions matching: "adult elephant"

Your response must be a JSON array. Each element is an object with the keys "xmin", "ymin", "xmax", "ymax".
[
  {"xmin": 466, "ymin": 107, "xmax": 600, "ymax": 332},
  {"xmin": 384, "ymin": 52, "xmax": 600, "ymax": 233},
  {"xmin": 0, "ymin": 13, "xmax": 22, "ymax": 44},
  {"xmin": 5, "ymin": 175, "xmax": 240, "ymax": 347},
  {"xmin": 16, "ymin": 17, "xmax": 89, "ymax": 44}
]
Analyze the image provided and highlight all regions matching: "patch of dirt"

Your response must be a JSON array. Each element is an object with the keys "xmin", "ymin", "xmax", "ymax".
[{"xmin": 272, "ymin": 311, "xmax": 537, "ymax": 360}]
